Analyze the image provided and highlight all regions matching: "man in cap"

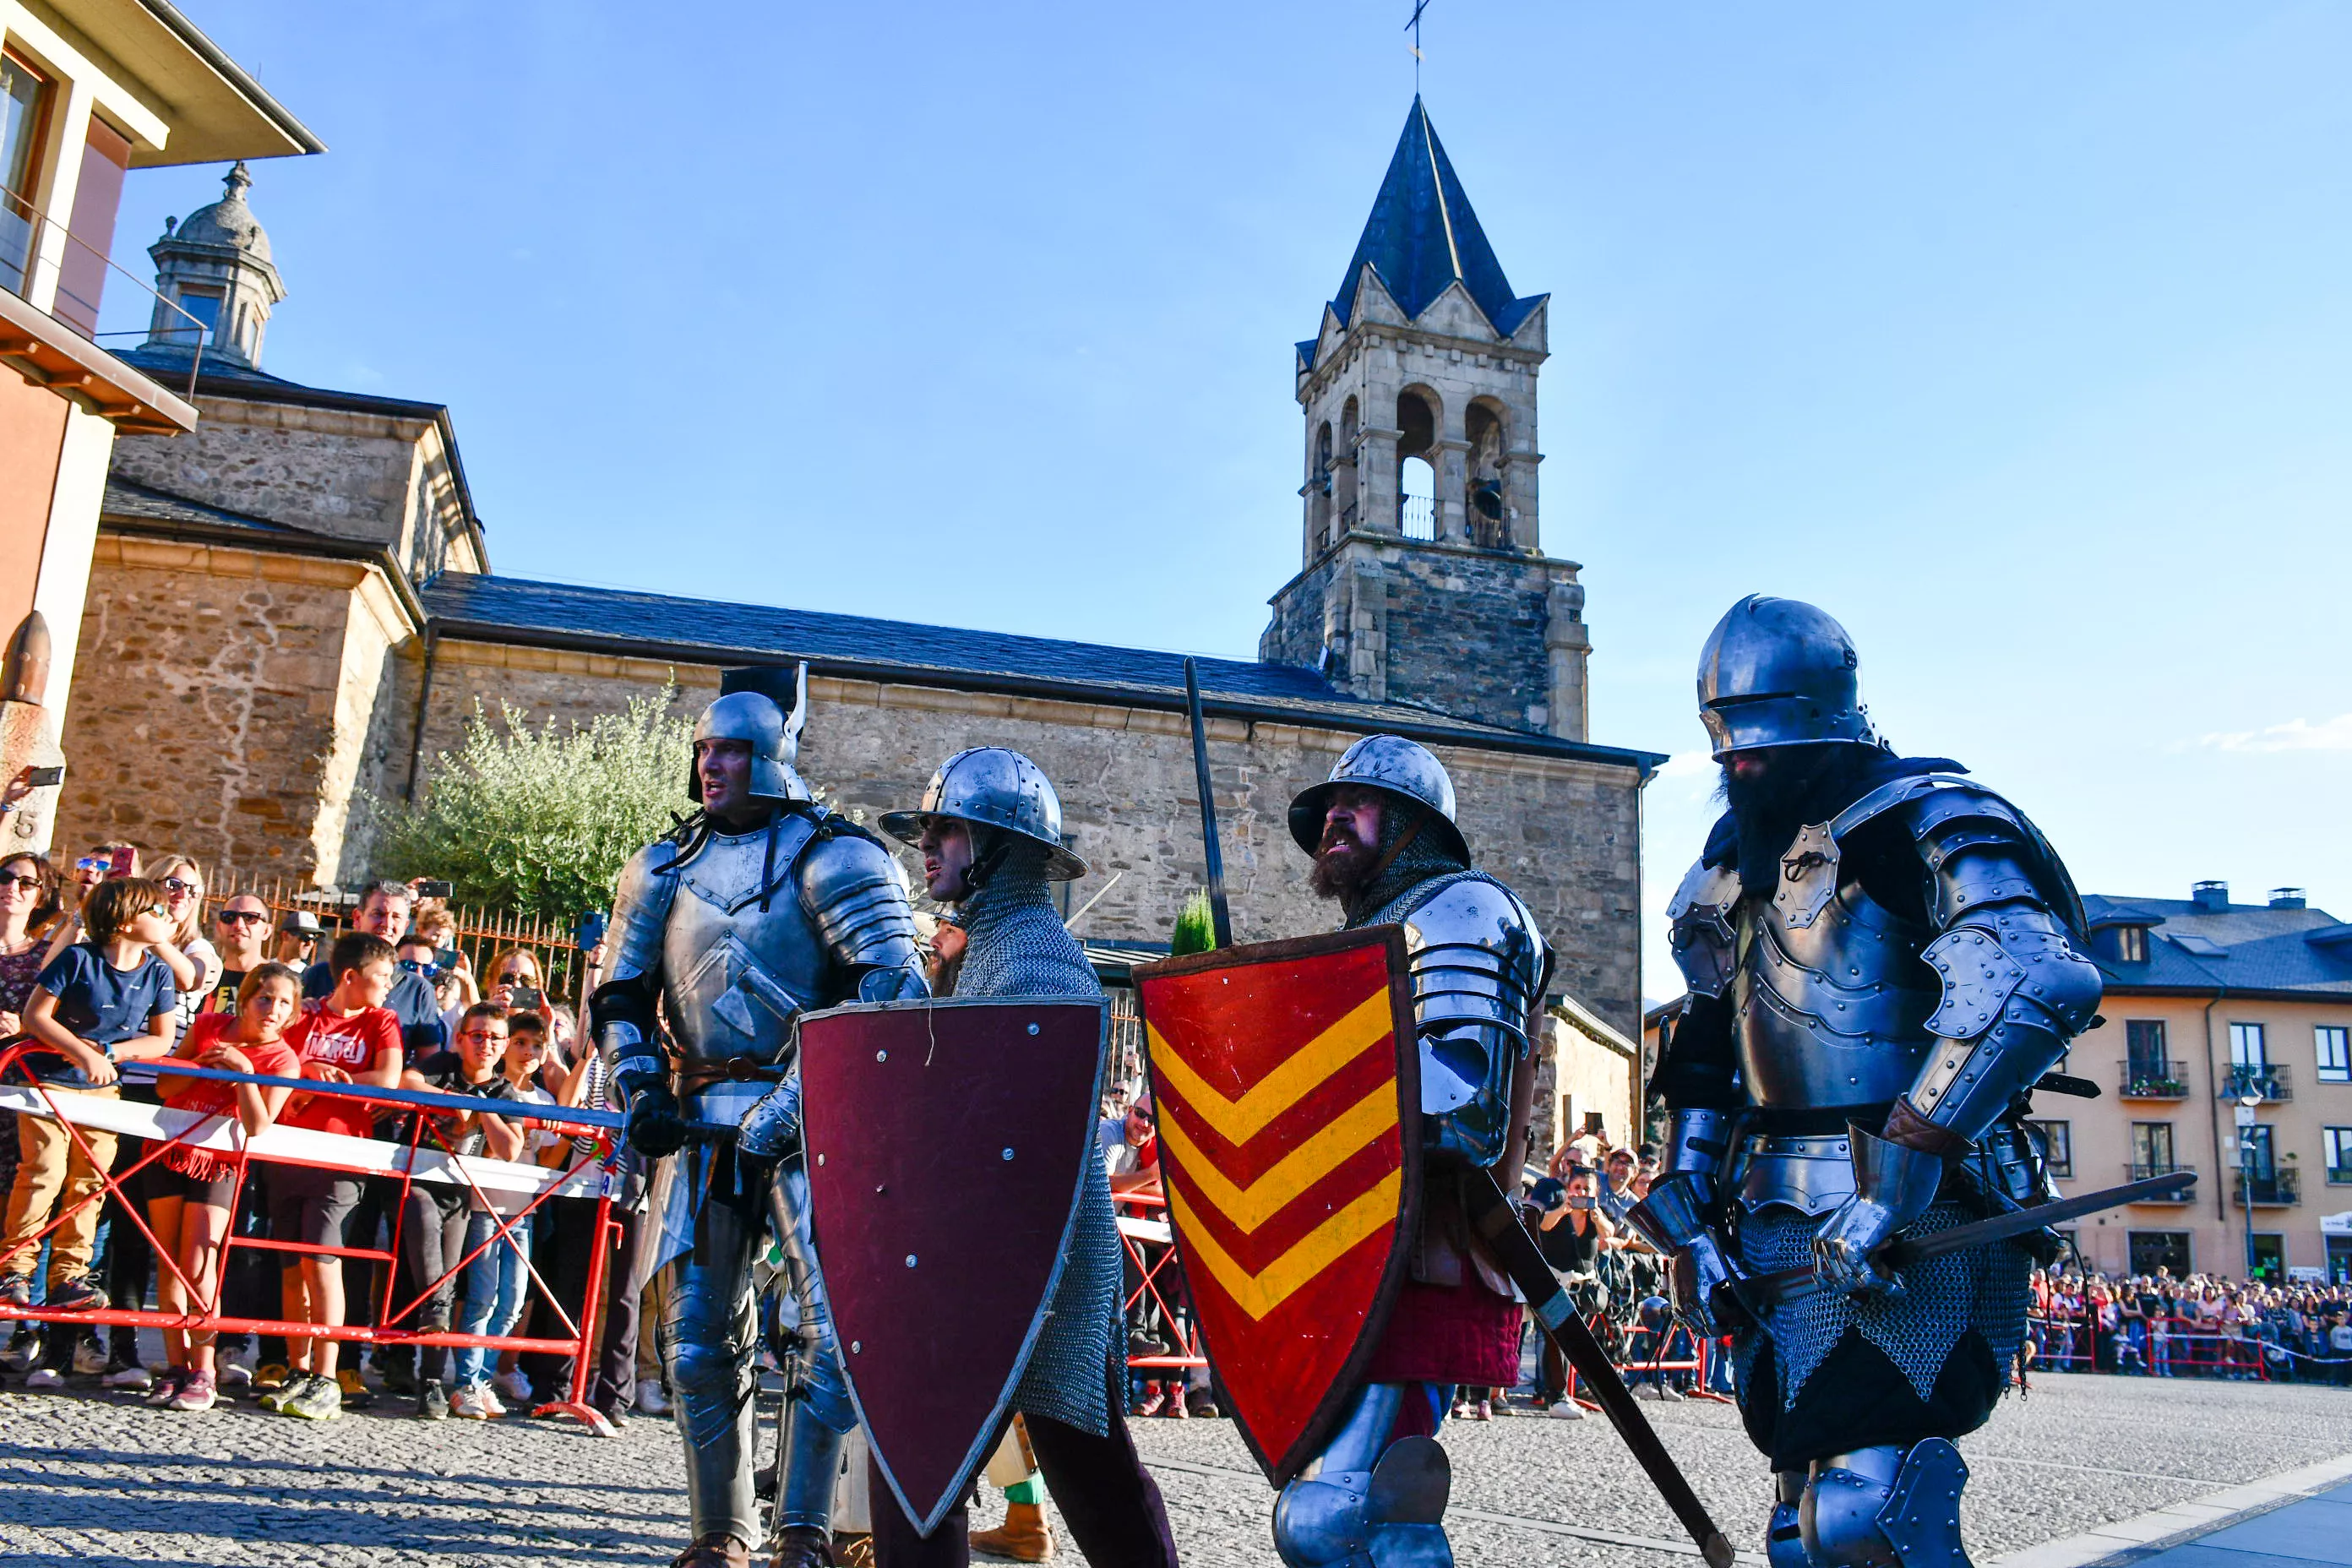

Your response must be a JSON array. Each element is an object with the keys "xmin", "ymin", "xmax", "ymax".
[
  {"xmin": 867, "ymin": 747, "xmax": 1179, "ymax": 1567},
  {"xmin": 592, "ymin": 672, "xmax": 928, "ymax": 1568},
  {"xmin": 1636, "ymin": 596, "xmax": 2100, "ymax": 1568},
  {"xmin": 1274, "ymin": 734, "xmax": 1550, "ymax": 1568}
]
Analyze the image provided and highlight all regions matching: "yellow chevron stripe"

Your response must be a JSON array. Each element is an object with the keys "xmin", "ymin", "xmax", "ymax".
[
  {"xmin": 1168, "ymin": 1169, "xmax": 1402, "ymax": 1321},
  {"xmin": 1158, "ymin": 1085, "xmax": 1396, "ymax": 1234},
  {"xmin": 1146, "ymin": 988, "xmax": 1393, "ymax": 1146}
]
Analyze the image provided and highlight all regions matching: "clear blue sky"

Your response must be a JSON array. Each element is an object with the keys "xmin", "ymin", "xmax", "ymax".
[{"xmin": 125, "ymin": 3, "xmax": 2350, "ymax": 998}]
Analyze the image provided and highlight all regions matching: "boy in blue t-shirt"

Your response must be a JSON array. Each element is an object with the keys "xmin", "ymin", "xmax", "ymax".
[{"xmin": 1, "ymin": 876, "xmax": 177, "ymax": 1313}]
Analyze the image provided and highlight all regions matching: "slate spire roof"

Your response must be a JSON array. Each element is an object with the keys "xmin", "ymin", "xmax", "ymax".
[{"xmin": 1327, "ymin": 97, "xmax": 1544, "ymax": 337}]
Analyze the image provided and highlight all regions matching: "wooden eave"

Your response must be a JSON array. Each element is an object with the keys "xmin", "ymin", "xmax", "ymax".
[{"xmin": 0, "ymin": 288, "xmax": 197, "ymax": 434}]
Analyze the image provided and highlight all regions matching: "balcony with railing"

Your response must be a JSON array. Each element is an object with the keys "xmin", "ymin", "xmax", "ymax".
[
  {"xmin": 2231, "ymin": 1168, "xmax": 2300, "ymax": 1207},
  {"xmin": 2124, "ymin": 1162, "xmax": 2197, "ymax": 1200},
  {"xmin": 1400, "ymin": 492, "xmax": 1435, "ymax": 542},
  {"xmin": 2118, "ymin": 1058, "xmax": 2191, "ymax": 1099},
  {"xmin": 0, "ymin": 190, "xmax": 199, "ymax": 433},
  {"xmin": 2219, "ymin": 1063, "xmax": 2292, "ymax": 1102}
]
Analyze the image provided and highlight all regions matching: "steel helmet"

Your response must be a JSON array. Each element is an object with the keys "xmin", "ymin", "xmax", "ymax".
[
  {"xmin": 880, "ymin": 747, "xmax": 1088, "ymax": 881},
  {"xmin": 1288, "ymin": 733, "xmax": 1469, "ymax": 864},
  {"xmin": 1696, "ymin": 595, "xmax": 1875, "ymax": 759},
  {"xmin": 689, "ymin": 663, "xmax": 811, "ymax": 803}
]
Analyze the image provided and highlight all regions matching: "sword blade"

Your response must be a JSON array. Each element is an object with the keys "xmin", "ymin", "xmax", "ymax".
[
  {"xmin": 1467, "ymin": 1170, "xmax": 1735, "ymax": 1568},
  {"xmin": 1744, "ymin": 1171, "xmax": 2197, "ymax": 1304},
  {"xmin": 1183, "ymin": 657, "xmax": 1233, "ymax": 947}
]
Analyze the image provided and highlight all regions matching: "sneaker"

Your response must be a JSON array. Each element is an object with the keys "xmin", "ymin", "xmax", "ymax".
[
  {"xmin": 257, "ymin": 1372, "xmax": 305, "ymax": 1413},
  {"xmin": 281, "ymin": 1375, "xmax": 342, "ymax": 1422},
  {"xmin": 1474, "ymin": 1398, "xmax": 1494, "ymax": 1422},
  {"xmin": 378, "ymin": 1358, "xmax": 418, "ymax": 1398},
  {"xmin": 217, "ymin": 1360, "xmax": 252, "ymax": 1391},
  {"xmin": 1548, "ymin": 1400, "xmax": 1586, "ymax": 1420},
  {"xmin": 493, "ymin": 1367, "xmax": 532, "ymax": 1405},
  {"xmin": 1169, "ymin": 1388, "xmax": 1190, "ymax": 1419},
  {"xmin": 2, "ymin": 1326, "xmax": 41, "ymax": 1372},
  {"xmin": 635, "ymin": 1377, "xmax": 672, "ymax": 1417},
  {"xmin": 591, "ymin": 1401, "xmax": 629, "ymax": 1433},
  {"xmin": 1130, "ymin": 1386, "xmax": 1167, "ymax": 1418},
  {"xmin": 448, "ymin": 1386, "xmax": 493, "ymax": 1420},
  {"xmin": 0, "ymin": 1274, "xmax": 29, "ymax": 1308},
  {"xmin": 46, "ymin": 1277, "xmax": 107, "ymax": 1314},
  {"xmin": 416, "ymin": 1378, "xmax": 449, "ymax": 1420},
  {"xmin": 1657, "ymin": 1384, "xmax": 1685, "ymax": 1402},
  {"xmin": 476, "ymin": 1384, "xmax": 509, "ymax": 1418},
  {"xmin": 103, "ymin": 1358, "xmax": 154, "ymax": 1391},
  {"xmin": 24, "ymin": 1366, "xmax": 63, "ymax": 1391},
  {"xmin": 336, "ymin": 1368, "xmax": 378, "ymax": 1410},
  {"xmin": 1185, "ymin": 1389, "xmax": 1220, "ymax": 1418},
  {"xmin": 70, "ymin": 1331, "xmax": 107, "ymax": 1375},
  {"xmin": 253, "ymin": 1362, "xmax": 291, "ymax": 1395},
  {"xmin": 167, "ymin": 1370, "xmax": 217, "ymax": 1412},
  {"xmin": 144, "ymin": 1369, "xmax": 188, "ymax": 1407}
]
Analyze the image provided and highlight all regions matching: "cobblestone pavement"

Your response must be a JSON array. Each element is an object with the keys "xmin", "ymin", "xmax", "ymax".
[{"xmin": 3, "ymin": 1372, "xmax": 2349, "ymax": 1566}]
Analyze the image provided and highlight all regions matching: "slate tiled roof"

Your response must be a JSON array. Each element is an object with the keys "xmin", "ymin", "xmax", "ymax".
[
  {"xmin": 2082, "ymin": 893, "xmax": 2352, "ymax": 998},
  {"xmin": 422, "ymin": 571, "xmax": 1660, "ymax": 766},
  {"xmin": 1320, "ymin": 97, "xmax": 1546, "ymax": 346},
  {"xmin": 103, "ymin": 476, "xmax": 299, "ymax": 533}
]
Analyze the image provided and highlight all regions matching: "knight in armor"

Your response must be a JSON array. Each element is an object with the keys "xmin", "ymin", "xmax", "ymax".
[
  {"xmin": 866, "ymin": 748, "xmax": 1180, "ymax": 1568},
  {"xmin": 1634, "ymin": 596, "xmax": 2103, "ymax": 1568},
  {"xmin": 1273, "ymin": 735, "xmax": 1550, "ymax": 1568},
  {"xmin": 591, "ymin": 672, "xmax": 928, "ymax": 1568}
]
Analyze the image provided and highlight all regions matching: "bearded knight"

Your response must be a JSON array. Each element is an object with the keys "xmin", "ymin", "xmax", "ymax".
[{"xmin": 1634, "ymin": 596, "xmax": 2102, "ymax": 1568}]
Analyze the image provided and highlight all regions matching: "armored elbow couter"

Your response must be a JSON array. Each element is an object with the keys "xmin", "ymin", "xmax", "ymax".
[{"xmin": 1908, "ymin": 904, "xmax": 2102, "ymax": 1145}]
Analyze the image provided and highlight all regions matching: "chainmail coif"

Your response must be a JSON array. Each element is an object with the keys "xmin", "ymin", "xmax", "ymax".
[{"xmin": 948, "ymin": 839, "xmax": 1120, "ymax": 1439}]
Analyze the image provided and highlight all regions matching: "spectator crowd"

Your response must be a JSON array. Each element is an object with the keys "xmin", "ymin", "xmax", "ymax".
[
  {"xmin": 0, "ymin": 832, "xmax": 653, "ymax": 1429},
  {"xmin": 3, "ymin": 818, "xmax": 2344, "ymax": 1443}
]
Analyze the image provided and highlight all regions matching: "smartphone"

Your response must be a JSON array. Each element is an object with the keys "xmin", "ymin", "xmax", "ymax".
[
  {"xmin": 414, "ymin": 879, "xmax": 454, "ymax": 900},
  {"xmin": 437, "ymin": 948, "xmax": 461, "ymax": 972},
  {"xmin": 509, "ymin": 985, "xmax": 543, "ymax": 1010},
  {"xmin": 23, "ymin": 765, "xmax": 63, "ymax": 788},
  {"xmin": 574, "ymin": 910, "xmax": 607, "ymax": 952},
  {"xmin": 107, "ymin": 845, "xmax": 134, "ymax": 877}
]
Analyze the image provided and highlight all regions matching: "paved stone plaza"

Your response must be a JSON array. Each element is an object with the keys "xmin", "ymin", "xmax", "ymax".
[{"xmin": 3, "ymin": 1373, "xmax": 2349, "ymax": 1566}]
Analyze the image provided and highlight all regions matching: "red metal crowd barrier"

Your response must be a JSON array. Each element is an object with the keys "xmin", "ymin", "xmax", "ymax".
[
  {"xmin": 2030, "ymin": 1304, "xmax": 2271, "ymax": 1381},
  {"xmin": 0, "ymin": 1042, "xmax": 629, "ymax": 1430},
  {"xmin": 1114, "ymin": 1181, "xmax": 1206, "ymax": 1375}
]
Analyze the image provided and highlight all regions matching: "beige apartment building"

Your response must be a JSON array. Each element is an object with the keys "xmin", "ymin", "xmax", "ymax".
[{"xmin": 2037, "ymin": 882, "xmax": 2352, "ymax": 1284}]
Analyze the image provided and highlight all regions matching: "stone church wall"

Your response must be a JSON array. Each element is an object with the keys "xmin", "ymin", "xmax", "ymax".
[
  {"xmin": 53, "ymin": 536, "xmax": 402, "ymax": 880},
  {"xmin": 405, "ymin": 652, "xmax": 1646, "ymax": 1037}
]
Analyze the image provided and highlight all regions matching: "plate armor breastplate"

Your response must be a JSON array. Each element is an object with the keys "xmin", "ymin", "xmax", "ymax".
[
  {"xmin": 662, "ymin": 824, "xmax": 840, "ymax": 1070},
  {"xmin": 1729, "ymin": 865, "xmax": 1940, "ymax": 1113}
]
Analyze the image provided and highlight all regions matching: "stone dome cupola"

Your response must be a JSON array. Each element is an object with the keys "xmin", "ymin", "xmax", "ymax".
[{"xmin": 141, "ymin": 160, "xmax": 285, "ymax": 367}]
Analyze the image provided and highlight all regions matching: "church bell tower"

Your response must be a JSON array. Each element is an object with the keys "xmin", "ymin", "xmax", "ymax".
[{"xmin": 1260, "ymin": 99, "xmax": 1590, "ymax": 740}]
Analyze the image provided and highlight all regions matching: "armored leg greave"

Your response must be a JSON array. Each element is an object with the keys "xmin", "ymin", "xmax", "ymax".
[
  {"xmin": 1767, "ymin": 1471, "xmax": 1810, "ymax": 1568},
  {"xmin": 1799, "ymin": 1440, "xmax": 1972, "ymax": 1568},
  {"xmin": 765, "ymin": 1155, "xmax": 855, "ymax": 1538},
  {"xmin": 661, "ymin": 1186, "xmax": 765, "ymax": 1550},
  {"xmin": 1272, "ymin": 1383, "xmax": 1453, "ymax": 1568}
]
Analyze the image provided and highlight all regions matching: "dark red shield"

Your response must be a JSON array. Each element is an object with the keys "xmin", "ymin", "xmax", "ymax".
[
  {"xmin": 798, "ymin": 997, "xmax": 1106, "ymax": 1534},
  {"xmin": 1134, "ymin": 928, "xmax": 1420, "ymax": 1484}
]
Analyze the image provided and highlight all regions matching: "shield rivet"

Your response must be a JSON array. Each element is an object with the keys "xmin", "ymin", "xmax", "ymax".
[
  {"xmin": 876, "ymin": 1050, "xmax": 888, "ymax": 1063},
  {"xmin": 1026, "ymin": 1023, "xmax": 1039, "ymax": 1036},
  {"xmin": 816, "ymin": 1153, "xmax": 825, "ymax": 1166},
  {"xmin": 1002, "ymin": 1148, "xmax": 1015, "ymax": 1161},
  {"xmin": 850, "ymin": 1341, "xmax": 862, "ymax": 1353},
  {"xmin": 906, "ymin": 1254, "xmax": 918, "ymax": 1267}
]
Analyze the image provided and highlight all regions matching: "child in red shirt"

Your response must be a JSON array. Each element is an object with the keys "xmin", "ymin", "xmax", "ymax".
[
  {"xmin": 148, "ymin": 962, "xmax": 305, "ymax": 1411},
  {"xmin": 263, "ymin": 932, "xmax": 401, "ymax": 1421}
]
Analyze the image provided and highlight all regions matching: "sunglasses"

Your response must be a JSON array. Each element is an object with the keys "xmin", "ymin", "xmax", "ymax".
[
  {"xmin": 398, "ymin": 957, "xmax": 444, "ymax": 977},
  {"xmin": 217, "ymin": 909, "xmax": 267, "ymax": 926},
  {"xmin": 144, "ymin": 904, "xmax": 168, "ymax": 918},
  {"xmin": 0, "ymin": 872, "xmax": 40, "ymax": 891},
  {"xmin": 75, "ymin": 857, "xmax": 107, "ymax": 872},
  {"xmin": 163, "ymin": 877, "xmax": 199, "ymax": 896}
]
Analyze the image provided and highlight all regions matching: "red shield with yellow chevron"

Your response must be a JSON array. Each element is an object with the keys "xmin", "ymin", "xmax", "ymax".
[{"xmin": 1134, "ymin": 927, "xmax": 1420, "ymax": 1484}]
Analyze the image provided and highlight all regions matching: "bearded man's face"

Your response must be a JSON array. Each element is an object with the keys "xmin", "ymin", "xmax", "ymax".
[{"xmin": 1309, "ymin": 787, "xmax": 1386, "ymax": 901}]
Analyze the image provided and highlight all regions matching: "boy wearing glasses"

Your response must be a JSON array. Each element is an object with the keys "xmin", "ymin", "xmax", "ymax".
[{"xmin": 2, "ymin": 878, "xmax": 179, "ymax": 1329}]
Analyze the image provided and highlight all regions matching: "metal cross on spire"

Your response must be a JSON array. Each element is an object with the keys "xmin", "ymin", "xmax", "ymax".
[{"xmin": 1405, "ymin": 0, "xmax": 1431, "ymax": 92}]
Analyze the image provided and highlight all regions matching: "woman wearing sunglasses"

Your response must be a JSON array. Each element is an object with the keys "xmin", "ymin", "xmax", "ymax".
[{"xmin": 146, "ymin": 855, "xmax": 221, "ymax": 1043}]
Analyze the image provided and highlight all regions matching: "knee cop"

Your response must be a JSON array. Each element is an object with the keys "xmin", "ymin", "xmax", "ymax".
[
  {"xmin": 1272, "ymin": 1436, "xmax": 1451, "ymax": 1568},
  {"xmin": 1801, "ymin": 1440, "xmax": 1971, "ymax": 1568}
]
